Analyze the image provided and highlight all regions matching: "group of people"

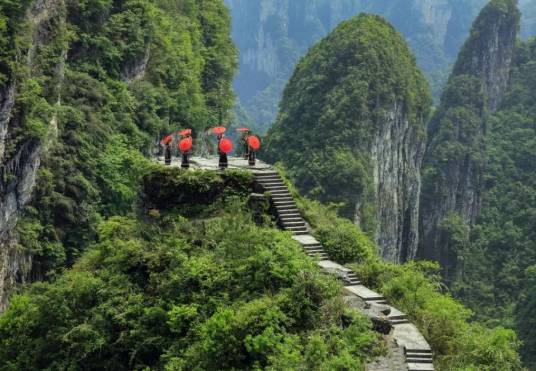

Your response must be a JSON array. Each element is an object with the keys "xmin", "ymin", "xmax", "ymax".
[{"xmin": 160, "ymin": 126, "xmax": 261, "ymax": 169}]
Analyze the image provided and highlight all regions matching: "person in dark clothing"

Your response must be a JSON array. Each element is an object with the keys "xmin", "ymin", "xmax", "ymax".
[{"xmin": 164, "ymin": 143, "xmax": 172, "ymax": 165}]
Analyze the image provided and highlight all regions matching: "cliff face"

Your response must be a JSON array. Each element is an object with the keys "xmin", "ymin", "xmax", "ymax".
[
  {"xmin": 225, "ymin": 0, "xmax": 488, "ymax": 129},
  {"xmin": 452, "ymin": 0, "xmax": 520, "ymax": 111},
  {"xmin": 0, "ymin": 0, "xmax": 237, "ymax": 310},
  {"xmin": 264, "ymin": 14, "xmax": 432, "ymax": 263},
  {"xmin": 0, "ymin": 0, "xmax": 66, "ymax": 310},
  {"xmin": 370, "ymin": 102, "xmax": 425, "ymax": 262},
  {"xmin": 419, "ymin": 0, "xmax": 520, "ymax": 280}
]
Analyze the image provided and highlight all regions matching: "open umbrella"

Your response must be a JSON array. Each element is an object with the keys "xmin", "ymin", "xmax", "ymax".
[
  {"xmin": 178, "ymin": 137, "xmax": 193, "ymax": 153},
  {"xmin": 161, "ymin": 134, "xmax": 173, "ymax": 145},
  {"xmin": 219, "ymin": 138, "xmax": 233, "ymax": 154},
  {"xmin": 179, "ymin": 129, "xmax": 192, "ymax": 137},
  {"xmin": 247, "ymin": 135, "xmax": 261, "ymax": 151},
  {"xmin": 212, "ymin": 126, "xmax": 227, "ymax": 135}
]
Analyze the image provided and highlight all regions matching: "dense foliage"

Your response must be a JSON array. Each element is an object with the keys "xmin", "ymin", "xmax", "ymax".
[
  {"xmin": 451, "ymin": 37, "xmax": 536, "ymax": 368},
  {"xmin": 0, "ymin": 170, "xmax": 383, "ymax": 370},
  {"xmin": 418, "ymin": 0, "xmax": 536, "ymax": 366},
  {"xmin": 264, "ymin": 14, "xmax": 431, "ymax": 226},
  {"xmin": 7, "ymin": 0, "xmax": 237, "ymax": 280},
  {"xmin": 274, "ymin": 168, "xmax": 523, "ymax": 371},
  {"xmin": 0, "ymin": 167, "xmax": 524, "ymax": 370}
]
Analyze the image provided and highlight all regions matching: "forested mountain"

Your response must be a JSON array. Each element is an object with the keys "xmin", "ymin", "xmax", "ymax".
[
  {"xmin": 265, "ymin": 0, "xmax": 536, "ymax": 367},
  {"xmin": 226, "ymin": 0, "xmax": 536, "ymax": 131},
  {"xmin": 0, "ymin": 0, "xmax": 236, "ymax": 310},
  {"xmin": 420, "ymin": 1, "xmax": 536, "ymax": 367},
  {"xmin": 0, "ymin": 0, "xmax": 532, "ymax": 369},
  {"xmin": 264, "ymin": 14, "xmax": 432, "ymax": 263},
  {"xmin": 420, "ymin": 0, "xmax": 520, "ymax": 281}
]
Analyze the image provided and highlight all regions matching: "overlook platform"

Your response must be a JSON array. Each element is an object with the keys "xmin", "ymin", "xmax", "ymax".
[
  {"xmin": 156, "ymin": 155, "xmax": 273, "ymax": 172},
  {"xmin": 156, "ymin": 156, "xmax": 434, "ymax": 370}
]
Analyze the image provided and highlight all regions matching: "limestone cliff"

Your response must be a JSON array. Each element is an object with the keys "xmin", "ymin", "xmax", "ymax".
[
  {"xmin": 264, "ymin": 14, "xmax": 432, "ymax": 263},
  {"xmin": 419, "ymin": 0, "xmax": 520, "ymax": 280},
  {"xmin": 0, "ymin": 0, "xmax": 66, "ymax": 310}
]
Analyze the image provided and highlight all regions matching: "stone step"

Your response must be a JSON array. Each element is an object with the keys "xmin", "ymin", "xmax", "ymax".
[
  {"xmin": 287, "ymin": 227, "xmax": 307, "ymax": 232},
  {"xmin": 307, "ymin": 253, "xmax": 330, "ymax": 260},
  {"xmin": 345, "ymin": 286, "xmax": 385, "ymax": 301},
  {"xmin": 269, "ymin": 190, "xmax": 292, "ymax": 195},
  {"xmin": 407, "ymin": 363, "xmax": 435, "ymax": 371},
  {"xmin": 280, "ymin": 217, "xmax": 303, "ymax": 223},
  {"xmin": 272, "ymin": 196, "xmax": 294, "ymax": 201},
  {"xmin": 260, "ymin": 181, "xmax": 286, "ymax": 186},
  {"xmin": 255, "ymin": 174, "xmax": 280, "ymax": 179},
  {"xmin": 254, "ymin": 171, "xmax": 279, "ymax": 176},
  {"xmin": 406, "ymin": 351, "xmax": 433, "ymax": 357},
  {"xmin": 406, "ymin": 357, "xmax": 433, "ymax": 364},
  {"xmin": 277, "ymin": 209, "xmax": 301, "ymax": 215},
  {"xmin": 278, "ymin": 213, "xmax": 301, "ymax": 219},
  {"xmin": 274, "ymin": 201, "xmax": 296, "ymax": 206},
  {"xmin": 304, "ymin": 249, "xmax": 325, "ymax": 254},
  {"xmin": 303, "ymin": 247, "xmax": 324, "ymax": 252},
  {"xmin": 302, "ymin": 243, "xmax": 323, "ymax": 248},
  {"xmin": 292, "ymin": 230, "xmax": 309, "ymax": 236},
  {"xmin": 282, "ymin": 222, "xmax": 307, "ymax": 228},
  {"xmin": 405, "ymin": 349, "xmax": 432, "ymax": 355},
  {"xmin": 267, "ymin": 187, "xmax": 290, "ymax": 192}
]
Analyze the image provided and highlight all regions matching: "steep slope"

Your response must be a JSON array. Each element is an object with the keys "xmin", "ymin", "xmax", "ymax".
[
  {"xmin": 419, "ymin": 0, "xmax": 520, "ymax": 280},
  {"xmin": 0, "ymin": 0, "xmax": 67, "ymax": 311},
  {"xmin": 0, "ymin": 0, "xmax": 237, "ymax": 310},
  {"xmin": 264, "ymin": 14, "xmax": 432, "ymax": 263}
]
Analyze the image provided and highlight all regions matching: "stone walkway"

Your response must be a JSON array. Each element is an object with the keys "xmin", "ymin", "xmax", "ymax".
[{"xmin": 158, "ymin": 157, "xmax": 435, "ymax": 371}]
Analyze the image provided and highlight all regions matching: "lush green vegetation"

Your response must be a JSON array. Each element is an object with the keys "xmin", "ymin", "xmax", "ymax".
[
  {"xmin": 1, "ymin": 167, "xmax": 524, "ymax": 370},
  {"xmin": 450, "ymin": 37, "xmax": 536, "ymax": 368},
  {"xmin": 276, "ymin": 167, "xmax": 523, "ymax": 371},
  {"xmin": 417, "ymin": 1, "xmax": 536, "ymax": 367},
  {"xmin": 264, "ymin": 14, "xmax": 431, "ymax": 228},
  {"xmin": 6, "ymin": 0, "xmax": 237, "ymax": 280},
  {"xmin": 1, "ymin": 169, "xmax": 384, "ymax": 370}
]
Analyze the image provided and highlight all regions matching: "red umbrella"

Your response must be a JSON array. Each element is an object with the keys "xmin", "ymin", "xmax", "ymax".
[
  {"xmin": 178, "ymin": 137, "xmax": 193, "ymax": 153},
  {"xmin": 161, "ymin": 134, "xmax": 173, "ymax": 145},
  {"xmin": 247, "ymin": 135, "xmax": 261, "ymax": 151},
  {"xmin": 237, "ymin": 127, "xmax": 249, "ymax": 133},
  {"xmin": 219, "ymin": 138, "xmax": 233, "ymax": 154},
  {"xmin": 212, "ymin": 126, "xmax": 227, "ymax": 135},
  {"xmin": 179, "ymin": 129, "xmax": 192, "ymax": 137}
]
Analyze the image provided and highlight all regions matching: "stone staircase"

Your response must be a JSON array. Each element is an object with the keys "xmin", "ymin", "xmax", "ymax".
[{"xmin": 255, "ymin": 170, "xmax": 435, "ymax": 371}]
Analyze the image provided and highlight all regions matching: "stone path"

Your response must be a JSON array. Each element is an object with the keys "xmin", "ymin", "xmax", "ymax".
[{"xmin": 159, "ymin": 157, "xmax": 435, "ymax": 371}]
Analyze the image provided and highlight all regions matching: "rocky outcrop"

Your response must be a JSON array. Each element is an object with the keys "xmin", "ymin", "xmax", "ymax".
[
  {"xmin": 419, "ymin": 0, "xmax": 520, "ymax": 280},
  {"xmin": 0, "ymin": 83, "xmax": 16, "ymax": 161},
  {"xmin": 0, "ymin": 0, "xmax": 66, "ymax": 310},
  {"xmin": 452, "ymin": 0, "xmax": 520, "ymax": 112},
  {"xmin": 371, "ymin": 102, "xmax": 425, "ymax": 263}
]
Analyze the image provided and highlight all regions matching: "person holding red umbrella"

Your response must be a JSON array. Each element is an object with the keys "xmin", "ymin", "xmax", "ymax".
[
  {"xmin": 212, "ymin": 126, "xmax": 231, "ymax": 169},
  {"xmin": 178, "ymin": 129, "xmax": 193, "ymax": 168},
  {"xmin": 218, "ymin": 137, "xmax": 233, "ymax": 169},
  {"xmin": 161, "ymin": 134, "xmax": 173, "ymax": 165},
  {"xmin": 247, "ymin": 135, "xmax": 261, "ymax": 166}
]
